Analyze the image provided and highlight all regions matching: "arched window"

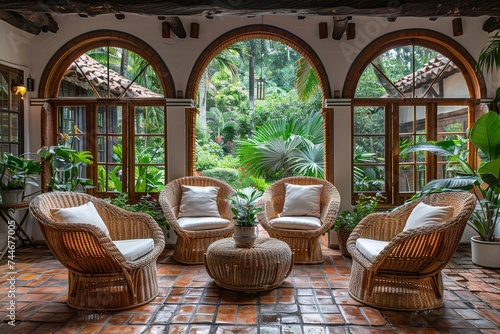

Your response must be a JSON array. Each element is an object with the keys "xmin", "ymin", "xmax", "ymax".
[
  {"xmin": 346, "ymin": 31, "xmax": 482, "ymax": 206},
  {"xmin": 40, "ymin": 31, "xmax": 172, "ymax": 200}
]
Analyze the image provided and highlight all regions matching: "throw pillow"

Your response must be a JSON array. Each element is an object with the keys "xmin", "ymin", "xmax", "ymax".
[
  {"xmin": 50, "ymin": 202, "xmax": 110, "ymax": 236},
  {"xmin": 281, "ymin": 183, "xmax": 323, "ymax": 217},
  {"xmin": 178, "ymin": 185, "xmax": 220, "ymax": 218},
  {"xmin": 403, "ymin": 202, "xmax": 454, "ymax": 232}
]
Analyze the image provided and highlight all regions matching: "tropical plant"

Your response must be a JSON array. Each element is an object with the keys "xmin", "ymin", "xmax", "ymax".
[
  {"xmin": 228, "ymin": 187, "xmax": 263, "ymax": 226},
  {"xmin": 0, "ymin": 153, "xmax": 41, "ymax": 190},
  {"xmin": 237, "ymin": 112, "xmax": 324, "ymax": 179},
  {"xmin": 401, "ymin": 111, "xmax": 500, "ymax": 241},
  {"xmin": 108, "ymin": 192, "xmax": 168, "ymax": 227},
  {"xmin": 333, "ymin": 193, "xmax": 385, "ymax": 232},
  {"xmin": 37, "ymin": 145, "xmax": 94, "ymax": 192},
  {"xmin": 295, "ymin": 57, "xmax": 319, "ymax": 101}
]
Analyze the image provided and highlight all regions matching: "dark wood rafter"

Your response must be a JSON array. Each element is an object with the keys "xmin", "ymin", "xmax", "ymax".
[
  {"xmin": 164, "ymin": 16, "xmax": 187, "ymax": 39},
  {"xmin": 0, "ymin": 1, "xmax": 498, "ymax": 35}
]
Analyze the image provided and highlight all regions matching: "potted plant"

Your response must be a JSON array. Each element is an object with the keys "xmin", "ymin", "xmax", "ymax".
[
  {"xmin": 0, "ymin": 153, "xmax": 42, "ymax": 204},
  {"xmin": 228, "ymin": 187, "xmax": 263, "ymax": 248},
  {"xmin": 333, "ymin": 193, "xmax": 384, "ymax": 257},
  {"xmin": 401, "ymin": 110, "xmax": 500, "ymax": 267},
  {"xmin": 37, "ymin": 127, "xmax": 94, "ymax": 192}
]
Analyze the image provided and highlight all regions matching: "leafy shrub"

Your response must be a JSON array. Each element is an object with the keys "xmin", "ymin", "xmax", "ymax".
[
  {"xmin": 333, "ymin": 193, "xmax": 385, "ymax": 232},
  {"xmin": 217, "ymin": 155, "xmax": 240, "ymax": 169},
  {"xmin": 108, "ymin": 193, "xmax": 169, "ymax": 230},
  {"xmin": 202, "ymin": 168, "xmax": 240, "ymax": 187}
]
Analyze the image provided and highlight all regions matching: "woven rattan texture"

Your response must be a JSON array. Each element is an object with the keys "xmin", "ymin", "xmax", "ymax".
[
  {"xmin": 256, "ymin": 176, "xmax": 341, "ymax": 264},
  {"xmin": 346, "ymin": 191, "xmax": 476, "ymax": 311},
  {"xmin": 29, "ymin": 192, "xmax": 165, "ymax": 310},
  {"xmin": 204, "ymin": 236, "xmax": 293, "ymax": 292},
  {"xmin": 159, "ymin": 176, "xmax": 236, "ymax": 264}
]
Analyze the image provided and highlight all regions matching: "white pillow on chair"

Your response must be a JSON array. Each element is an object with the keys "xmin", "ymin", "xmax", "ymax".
[
  {"xmin": 281, "ymin": 183, "xmax": 323, "ymax": 217},
  {"xmin": 178, "ymin": 185, "xmax": 220, "ymax": 218},
  {"xmin": 50, "ymin": 202, "xmax": 110, "ymax": 237},
  {"xmin": 403, "ymin": 202, "xmax": 454, "ymax": 232}
]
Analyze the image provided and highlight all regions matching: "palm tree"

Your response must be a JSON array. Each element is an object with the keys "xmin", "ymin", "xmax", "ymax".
[
  {"xmin": 295, "ymin": 57, "xmax": 319, "ymax": 101},
  {"xmin": 236, "ymin": 112, "xmax": 324, "ymax": 179}
]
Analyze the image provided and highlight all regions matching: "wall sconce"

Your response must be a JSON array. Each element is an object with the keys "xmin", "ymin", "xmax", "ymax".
[
  {"xmin": 11, "ymin": 79, "xmax": 27, "ymax": 100},
  {"xmin": 319, "ymin": 22, "xmax": 328, "ymax": 39},
  {"xmin": 190, "ymin": 22, "xmax": 199, "ymax": 38},
  {"xmin": 453, "ymin": 18, "xmax": 463, "ymax": 36},
  {"xmin": 346, "ymin": 22, "xmax": 355, "ymax": 40}
]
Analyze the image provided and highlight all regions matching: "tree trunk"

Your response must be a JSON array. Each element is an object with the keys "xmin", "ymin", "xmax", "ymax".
[{"xmin": 249, "ymin": 40, "xmax": 256, "ymax": 125}]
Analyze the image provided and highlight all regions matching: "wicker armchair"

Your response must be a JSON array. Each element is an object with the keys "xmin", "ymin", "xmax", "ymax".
[
  {"xmin": 256, "ymin": 176, "xmax": 341, "ymax": 264},
  {"xmin": 159, "ymin": 176, "xmax": 235, "ymax": 264},
  {"xmin": 29, "ymin": 192, "xmax": 165, "ymax": 311},
  {"xmin": 347, "ymin": 192, "xmax": 476, "ymax": 311}
]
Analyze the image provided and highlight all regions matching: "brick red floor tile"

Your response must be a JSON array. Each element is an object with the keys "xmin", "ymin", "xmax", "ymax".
[{"xmin": 2, "ymin": 243, "xmax": 500, "ymax": 333}]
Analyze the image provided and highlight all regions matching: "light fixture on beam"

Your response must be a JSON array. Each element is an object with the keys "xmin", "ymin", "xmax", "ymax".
[
  {"xmin": 453, "ymin": 17, "xmax": 463, "ymax": 36},
  {"xmin": 256, "ymin": 39, "xmax": 266, "ymax": 100},
  {"xmin": 11, "ymin": 79, "xmax": 27, "ymax": 100}
]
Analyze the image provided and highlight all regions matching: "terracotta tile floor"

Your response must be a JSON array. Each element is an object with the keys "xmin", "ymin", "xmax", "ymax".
[{"xmin": 1, "ymin": 241, "xmax": 500, "ymax": 333}]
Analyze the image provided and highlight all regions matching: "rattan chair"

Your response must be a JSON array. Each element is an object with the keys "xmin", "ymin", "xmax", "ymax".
[
  {"xmin": 347, "ymin": 191, "xmax": 476, "ymax": 311},
  {"xmin": 256, "ymin": 176, "xmax": 341, "ymax": 264},
  {"xmin": 159, "ymin": 176, "xmax": 235, "ymax": 264},
  {"xmin": 29, "ymin": 192, "xmax": 165, "ymax": 311}
]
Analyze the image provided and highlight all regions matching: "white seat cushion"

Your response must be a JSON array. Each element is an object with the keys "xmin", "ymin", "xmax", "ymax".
[
  {"xmin": 356, "ymin": 238, "xmax": 390, "ymax": 262},
  {"xmin": 403, "ymin": 202, "xmax": 454, "ymax": 232},
  {"xmin": 269, "ymin": 216, "xmax": 321, "ymax": 230},
  {"xmin": 281, "ymin": 183, "xmax": 323, "ymax": 217},
  {"xmin": 50, "ymin": 202, "xmax": 110, "ymax": 237},
  {"xmin": 177, "ymin": 217, "xmax": 231, "ymax": 231},
  {"xmin": 112, "ymin": 238, "xmax": 154, "ymax": 262}
]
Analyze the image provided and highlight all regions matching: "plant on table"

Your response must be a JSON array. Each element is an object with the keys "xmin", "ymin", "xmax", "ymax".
[{"xmin": 228, "ymin": 187, "xmax": 263, "ymax": 227}]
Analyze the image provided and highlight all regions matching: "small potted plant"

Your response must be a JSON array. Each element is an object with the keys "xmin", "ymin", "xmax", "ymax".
[
  {"xmin": 333, "ymin": 193, "xmax": 384, "ymax": 257},
  {"xmin": 0, "ymin": 153, "xmax": 42, "ymax": 204},
  {"xmin": 228, "ymin": 187, "xmax": 263, "ymax": 248}
]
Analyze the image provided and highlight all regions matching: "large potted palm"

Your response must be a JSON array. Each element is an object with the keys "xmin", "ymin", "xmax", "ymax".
[{"xmin": 402, "ymin": 110, "xmax": 500, "ymax": 267}]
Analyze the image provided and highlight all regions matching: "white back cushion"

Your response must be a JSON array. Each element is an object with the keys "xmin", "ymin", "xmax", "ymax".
[
  {"xmin": 281, "ymin": 183, "xmax": 323, "ymax": 217},
  {"xmin": 403, "ymin": 202, "xmax": 454, "ymax": 232},
  {"xmin": 51, "ymin": 202, "xmax": 110, "ymax": 237},
  {"xmin": 178, "ymin": 185, "xmax": 220, "ymax": 218}
]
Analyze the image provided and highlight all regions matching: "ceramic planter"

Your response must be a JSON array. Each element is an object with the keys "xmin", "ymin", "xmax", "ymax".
[
  {"xmin": 471, "ymin": 236, "xmax": 500, "ymax": 268},
  {"xmin": 0, "ymin": 189, "xmax": 25, "ymax": 205},
  {"xmin": 233, "ymin": 225, "xmax": 258, "ymax": 248}
]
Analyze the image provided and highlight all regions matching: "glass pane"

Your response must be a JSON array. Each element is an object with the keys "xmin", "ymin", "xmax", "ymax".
[
  {"xmin": 400, "ymin": 136, "xmax": 414, "ymax": 162},
  {"xmin": 399, "ymin": 165, "xmax": 414, "ymax": 192},
  {"xmin": 0, "ymin": 112, "xmax": 8, "ymax": 141},
  {"xmin": 353, "ymin": 106, "xmax": 385, "ymax": 134},
  {"xmin": 355, "ymin": 64, "xmax": 387, "ymax": 98},
  {"xmin": 135, "ymin": 136, "xmax": 165, "ymax": 163},
  {"xmin": 354, "ymin": 137, "xmax": 385, "ymax": 161},
  {"xmin": 134, "ymin": 165, "xmax": 165, "ymax": 193},
  {"xmin": 416, "ymin": 135, "xmax": 427, "ymax": 162},
  {"xmin": 353, "ymin": 166, "xmax": 385, "ymax": 192},
  {"xmin": 135, "ymin": 106, "xmax": 165, "ymax": 134},
  {"xmin": 416, "ymin": 165, "xmax": 426, "ymax": 191},
  {"xmin": 97, "ymin": 164, "xmax": 123, "ymax": 192},
  {"xmin": 59, "ymin": 47, "xmax": 164, "ymax": 98},
  {"xmin": 97, "ymin": 106, "xmax": 106, "ymax": 134},
  {"xmin": 108, "ymin": 106, "xmax": 122, "ymax": 134}
]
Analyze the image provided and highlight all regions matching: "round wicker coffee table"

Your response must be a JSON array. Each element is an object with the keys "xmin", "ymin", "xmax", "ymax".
[{"xmin": 204, "ymin": 237, "xmax": 293, "ymax": 292}]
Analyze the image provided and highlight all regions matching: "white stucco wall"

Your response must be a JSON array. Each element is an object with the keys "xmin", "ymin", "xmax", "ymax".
[{"xmin": 0, "ymin": 14, "xmax": 497, "ymax": 245}]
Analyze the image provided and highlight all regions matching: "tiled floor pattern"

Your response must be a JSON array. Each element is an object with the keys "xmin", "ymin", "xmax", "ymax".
[{"xmin": 1, "ymin": 242, "xmax": 500, "ymax": 333}]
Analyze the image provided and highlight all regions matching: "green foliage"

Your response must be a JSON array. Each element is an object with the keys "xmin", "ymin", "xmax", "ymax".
[
  {"xmin": 38, "ymin": 145, "xmax": 94, "ymax": 192},
  {"xmin": 402, "ymin": 111, "xmax": 500, "ymax": 241},
  {"xmin": 333, "ymin": 194, "xmax": 385, "ymax": 232},
  {"xmin": 195, "ymin": 142, "xmax": 223, "ymax": 171},
  {"xmin": 109, "ymin": 192, "xmax": 169, "ymax": 228},
  {"xmin": 201, "ymin": 168, "xmax": 240, "ymax": 187},
  {"xmin": 237, "ymin": 112, "xmax": 324, "ymax": 179},
  {"xmin": 476, "ymin": 31, "xmax": 500, "ymax": 77},
  {"xmin": 218, "ymin": 155, "xmax": 240, "ymax": 169},
  {"xmin": 228, "ymin": 187, "xmax": 263, "ymax": 226},
  {"xmin": 0, "ymin": 153, "xmax": 41, "ymax": 190}
]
